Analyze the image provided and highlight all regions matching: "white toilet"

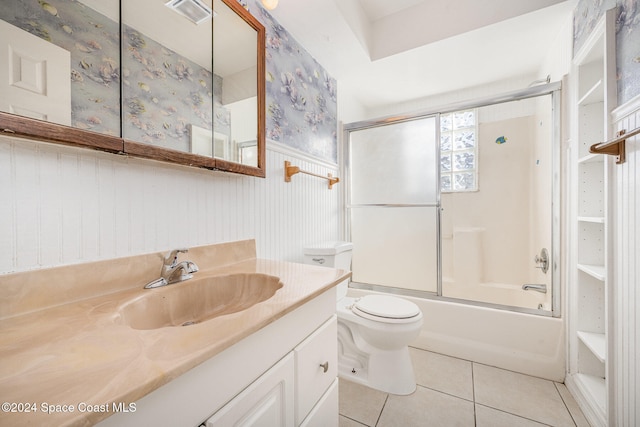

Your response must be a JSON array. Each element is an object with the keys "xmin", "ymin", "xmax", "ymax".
[{"xmin": 304, "ymin": 242, "xmax": 423, "ymax": 395}]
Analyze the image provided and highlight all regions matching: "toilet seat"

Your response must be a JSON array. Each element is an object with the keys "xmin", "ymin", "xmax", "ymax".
[{"xmin": 352, "ymin": 295, "xmax": 421, "ymax": 324}]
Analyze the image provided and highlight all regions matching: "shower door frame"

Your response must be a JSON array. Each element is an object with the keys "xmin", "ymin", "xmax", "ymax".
[{"xmin": 343, "ymin": 81, "xmax": 562, "ymax": 318}]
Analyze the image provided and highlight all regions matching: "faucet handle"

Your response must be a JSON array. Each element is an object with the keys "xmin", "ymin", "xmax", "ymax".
[
  {"xmin": 164, "ymin": 248, "xmax": 188, "ymax": 266},
  {"xmin": 186, "ymin": 261, "xmax": 199, "ymax": 274}
]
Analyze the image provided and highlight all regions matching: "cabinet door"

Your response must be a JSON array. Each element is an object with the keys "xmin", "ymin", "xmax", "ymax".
[
  {"xmin": 294, "ymin": 316, "xmax": 337, "ymax": 425},
  {"xmin": 299, "ymin": 379, "xmax": 338, "ymax": 427},
  {"xmin": 205, "ymin": 353, "xmax": 294, "ymax": 427}
]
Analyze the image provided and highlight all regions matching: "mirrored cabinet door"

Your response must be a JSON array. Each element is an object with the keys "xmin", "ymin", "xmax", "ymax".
[
  {"xmin": 213, "ymin": 0, "xmax": 258, "ymax": 167},
  {"xmin": 0, "ymin": 0, "xmax": 120, "ymax": 136},
  {"xmin": 121, "ymin": 0, "xmax": 213, "ymax": 153}
]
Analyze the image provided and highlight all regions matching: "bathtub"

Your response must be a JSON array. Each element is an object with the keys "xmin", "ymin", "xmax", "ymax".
[
  {"xmin": 441, "ymin": 278, "xmax": 551, "ymax": 311},
  {"xmin": 348, "ymin": 287, "xmax": 565, "ymax": 382}
]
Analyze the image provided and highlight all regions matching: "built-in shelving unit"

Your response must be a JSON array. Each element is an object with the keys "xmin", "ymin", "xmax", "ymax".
[
  {"xmin": 576, "ymin": 331, "xmax": 606, "ymax": 362},
  {"xmin": 567, "ymin": 9, "xmax": 616, "ymax": 427}
]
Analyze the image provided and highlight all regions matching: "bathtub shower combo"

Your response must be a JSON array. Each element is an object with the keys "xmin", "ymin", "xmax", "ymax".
[{"xmin": 343, "ymin": 83, "xmax": 564, "ymax": 380}]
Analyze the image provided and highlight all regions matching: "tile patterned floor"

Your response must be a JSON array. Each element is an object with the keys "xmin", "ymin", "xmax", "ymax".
[{"xmin": 339, "ymin": 348, "xmax": 591, "ymax": 427}]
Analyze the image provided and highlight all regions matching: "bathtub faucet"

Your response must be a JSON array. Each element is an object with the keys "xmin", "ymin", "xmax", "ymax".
[{"xmin": 522, "ymin": 284, "xmax": 547, "ymax": 293}]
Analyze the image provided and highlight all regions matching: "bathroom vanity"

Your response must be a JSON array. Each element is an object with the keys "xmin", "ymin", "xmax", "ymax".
[
  {"xmin": 100, "ymin": 289, "xmax": 338, "ymax": 427},
  {"xmin": 0, "ymin": 240, "xmax": 347, "ymax": 426}
]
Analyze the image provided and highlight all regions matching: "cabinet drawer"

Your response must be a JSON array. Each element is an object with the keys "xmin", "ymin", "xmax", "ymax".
[
  {"xmin": 294, "ymin": 316, "xmax": 337, "ymax": 425},
  {"xmin": 299, "ymin": 379, "xmax": 338, "ymax": 427}
]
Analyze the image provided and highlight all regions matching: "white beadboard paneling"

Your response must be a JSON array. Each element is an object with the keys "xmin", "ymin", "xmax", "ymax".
[
  {"xmin": 612, "ymin": 93, "xmax": 640, "ymax": 427},
  {"xmin": 0, "ymin": 135, "xmax": 342, "ymax": 274},
  {"xmin": 0, "ymin": 139, "xmax": 15, "ymax": 272},
  {"xmin": 97, "ymin": 157, "xmax": 117, "ymax": 259},
  {"xmin": 59, "ymin": 150, "xmax": 82, "ymax": 263},
  {"xmin": 113, "ymin": 157, "xmax": 131, "ymax": 256},
  {"xmin": 126, "ymin": 161, "xmax": 147, "ymax": 255},
  {"xmin": 38, "ymin": 146, "xmax": 62, "ymax": 267},
  {"xmin": 14, "ymin": 141, "xmax": 40, "ymax": 270},
  {"xmin": 79, "ymin": 154, "xmax": 100, "ymax": 259}
]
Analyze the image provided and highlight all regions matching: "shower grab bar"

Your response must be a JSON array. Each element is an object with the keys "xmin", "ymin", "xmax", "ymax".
[
  {"xmin": 284, "ymin": 160, "xmax": 340, "ymax": 189},
  {"xmin": 590, "ymin": 126, "xmax": 640, "ymax": 165},
  {"xmin": 522, "ymin": 284, "xmax": 547, "ymax": 293}
]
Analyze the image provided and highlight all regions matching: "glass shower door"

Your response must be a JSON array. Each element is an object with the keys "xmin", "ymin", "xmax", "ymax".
[
  {"xmin": 345, "ymin": 85, "xmax": 560, "ymax": 315},
  {"xmin": 347, "ymin": 116, "xmax": 439, "ymax": 294}
]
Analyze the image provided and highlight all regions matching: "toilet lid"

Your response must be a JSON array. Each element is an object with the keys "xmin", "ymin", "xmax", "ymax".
[{"xmin": 352, "ymin": 295, "xmax": 420, "ymax": 321}]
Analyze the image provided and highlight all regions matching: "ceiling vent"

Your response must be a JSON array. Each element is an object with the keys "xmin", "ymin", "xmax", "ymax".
[{"xmin": 165, "ymin": 0, "xmax": 213, "ymax": 25}]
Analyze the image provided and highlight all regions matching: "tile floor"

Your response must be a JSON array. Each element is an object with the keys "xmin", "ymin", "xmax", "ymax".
[{"xmin": 339, "ymin": 348, "xmax": 591, "ymax": 427}]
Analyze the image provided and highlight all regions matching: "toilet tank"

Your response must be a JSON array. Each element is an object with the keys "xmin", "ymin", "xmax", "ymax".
[
  {"xmin": 303, "ymin": 242, "xmax": 353, "ymax": 299},
  {"xmin": 303, "ymin": 241, "xmax": 353, "ymax": 270}
]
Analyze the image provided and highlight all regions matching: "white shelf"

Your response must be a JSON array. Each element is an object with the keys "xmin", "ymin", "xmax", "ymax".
[
  {"xmin": 577, "ymin": 331, "xmax": 606, "ymax": 362},
  {"xmin": 577, "ymin": 264, "xmax": 606, "ymax": 281},
  {"xmin": 578, "ymin": 153, "xmax": 604, "ymax": 164},
  {"xmin": 578, "ymin": 79, "xmax": 604, "ymax": 106},
  {"xmin": 571, "ymin": 11, "xmax": 614, "ymax": 425},
  {"xmin": 578, "ymin": 216, "xmax": 605, "ymax": 224}
]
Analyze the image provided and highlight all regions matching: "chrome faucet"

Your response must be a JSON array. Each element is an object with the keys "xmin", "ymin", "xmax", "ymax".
[
  {"xmin": 522, "ymin": 284, "xmax": 547, "ymax": 293},
  {"xmin": 144, "ymin": 248, "xmax": 199, "ymax": 289}
]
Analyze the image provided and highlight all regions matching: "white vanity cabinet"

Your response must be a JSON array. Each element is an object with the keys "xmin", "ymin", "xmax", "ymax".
[
  {"xmin": 97, "ymin": 288, "xmax": 338, "ymax": 427},
  {"xmin": 294, "ymin": 316, "xmax": 338, "ymax": 426},
  {"xmin": 204, "ymin": 353, "xmax": 295, "ymax": 426},
  {"xmin": 299, "ymin": 380, "xmax": 338, "ymax": 427},
  {"xmin": 204, "ymin": 316, "xmax": 337, "ymax": 427}
]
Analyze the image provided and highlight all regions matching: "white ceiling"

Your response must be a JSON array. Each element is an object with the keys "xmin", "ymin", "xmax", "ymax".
[
  {"xmin": 267, "ymin": 0, "xmax": 576, "ymax": 113},
  {"xmin": 358, "ymin": 0, "xmax": 427, "ymax": 21}
]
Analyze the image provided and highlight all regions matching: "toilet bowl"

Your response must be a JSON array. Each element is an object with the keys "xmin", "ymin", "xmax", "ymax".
[{"xmin": 304, "ymin": 242, "xmax": 423, "ymax": 395}]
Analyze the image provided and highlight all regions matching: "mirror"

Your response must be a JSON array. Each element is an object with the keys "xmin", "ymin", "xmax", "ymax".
[
  {"xmin": 120, "ymin": 1, "xmax": 213, "ymax": 151},
  {"xmin": 121, "ymin": 0, "xmax": 264, "ymax": 174},
  {"xmin": 212, "ymin": 0, "xmax": 259, "ymax": 167},
  {"xmin": 0, "ymin": 0, "xmax": 265, "ymax": 177}
]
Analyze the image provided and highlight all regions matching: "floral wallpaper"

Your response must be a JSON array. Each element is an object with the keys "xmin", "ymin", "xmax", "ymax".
[
  {"xmin": 240, "ymin": 0, "xmax": 339, "ymax": 163},
  {"xmin": 121, "ymin": 25, "xmax": 213, "ymax": 151},
  {"xmin": 1, "ymin": 0, "xmax": 120, "ymax": 136},
  {"xmin": 574, "ymin": 0, "xmax": 640, "ymax": 105}
]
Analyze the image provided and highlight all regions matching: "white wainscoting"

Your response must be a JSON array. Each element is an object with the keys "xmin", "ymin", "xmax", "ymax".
[
  {"xmin": 611, "ymin": 93, "xmax": 640, "ymax": 427},
  {"xmin": 0, "ymin": 135, "xmax": 343, "ymax": 274}
]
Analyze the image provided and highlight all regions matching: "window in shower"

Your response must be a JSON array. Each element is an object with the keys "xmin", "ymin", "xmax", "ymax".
[{"xmin": 440, "ymin": 110, "xmax": 478, "ymax": 192}]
